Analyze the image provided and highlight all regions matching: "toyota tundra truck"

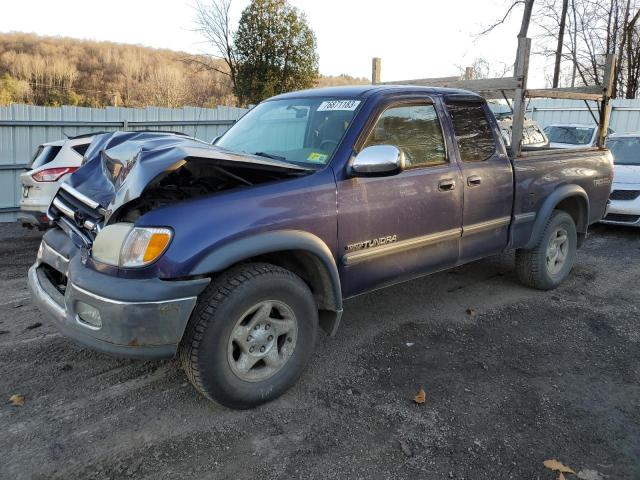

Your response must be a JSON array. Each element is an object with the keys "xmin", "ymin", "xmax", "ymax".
[{"xmin": 27, "ymin": 86, "xmax": 613, "ymax": 409}]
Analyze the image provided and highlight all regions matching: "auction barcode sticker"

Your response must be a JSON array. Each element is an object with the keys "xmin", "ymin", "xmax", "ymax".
[{"xmin": 317, "ymin": 100, "xmax": 361, "ymax": 111}]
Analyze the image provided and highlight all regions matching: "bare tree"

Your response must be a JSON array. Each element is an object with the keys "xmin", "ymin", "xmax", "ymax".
[
  {"xmin": 624, "ymin": 7, "xmax": 640, "ymax": 96},
  {"xmin": 477, "ymin": 0, "xmax": 535, "ymax": 36},
  {"xmin": 519, "ymin": 0, "xmax": 536, "ymax": 37},
  {"xmin": 478, "ymin": 1, "xmax": 526, "ymax": 35},
  {"xmin": 552, "ymin": 0, "xmax": 569, "ymax": 87},
  {"xmin": 484, "ymin": 0, "xmax": 640, "ymax": 97},
  {"xmin": 457, "ymin": 58, "xmax": 513, "ymax": 79},
  {"xmin": 194, "ymin": 0, "xmax": 237, "ymax": 91}
]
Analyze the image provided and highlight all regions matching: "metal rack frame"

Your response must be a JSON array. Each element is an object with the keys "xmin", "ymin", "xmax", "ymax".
[{"xmin": 371, "ymin": 37, "xmax": 617, "ymax": 157}]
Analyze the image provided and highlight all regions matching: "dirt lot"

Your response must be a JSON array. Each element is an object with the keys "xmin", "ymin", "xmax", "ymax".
[{"xmin": 0, "ymin": 222, "xmax": 638, "ymax": 480}]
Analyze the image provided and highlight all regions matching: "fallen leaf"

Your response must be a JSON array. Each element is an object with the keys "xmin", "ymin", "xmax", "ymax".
[
  {"xmin": 544, "ymin": 459, "xmax": 575, "ymax": 474},
  {"xmin": 9, "ymin": 394, "xmax": 25, "ymax": 406},
  {"xmin": 413, "ymin": 387, "xmax": 426, "ymax": 404},
  {"xmin": 466, "ymin": 308, "xmax": 477, "ymax": 317}
]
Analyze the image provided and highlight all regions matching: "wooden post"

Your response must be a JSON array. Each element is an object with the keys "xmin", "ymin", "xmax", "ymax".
[
  {"xmin": 465, "ymin": 66, "xmax": 474, "ymax": 80},
  {"xmin": 596, "ymin": 53, "xmax": 617, "ymax": 148},
  {"xmin": 372, "ymin": 57, "xmax": 381, "ymax": 85},
  {"xmin": 510, "ymin": 37, "xmax": 531, "ymax": 158}
]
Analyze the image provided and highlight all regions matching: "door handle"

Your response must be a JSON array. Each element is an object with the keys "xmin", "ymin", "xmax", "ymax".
[
  {"xmin": 438, "ymin": 179, "xmax": 455, "ymax": 192},
  {"xmin": 467, "ymin": 175, "xmax": 482, "ymax": 187}
]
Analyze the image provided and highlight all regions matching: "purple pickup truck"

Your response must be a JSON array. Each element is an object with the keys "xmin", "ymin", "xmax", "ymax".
[{"xmin": 28, "ymin": 86, "xmax": 613, "ymax": 408}]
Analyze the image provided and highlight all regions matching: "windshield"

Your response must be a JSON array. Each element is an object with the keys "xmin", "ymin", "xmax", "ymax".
[
  {"xmin": 607, "ymin": 137, "xmax": 640, "ymax": 165},
  {"xmin": 544, "ymin": 125, "xmax": 594, "ymax": 145},
  {"xmin": 216, "ymin": 97, "xmax": 361, "ymax": 166}
]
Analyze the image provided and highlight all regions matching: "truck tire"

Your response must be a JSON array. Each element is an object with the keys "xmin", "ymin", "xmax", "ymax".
[
  {"xmin": 179, "ymin": 262, "xmax": 318, "ymax": 409},
  {"xmin": 515, "ymin": 210, "xmax": 577, "ymax": 290}
]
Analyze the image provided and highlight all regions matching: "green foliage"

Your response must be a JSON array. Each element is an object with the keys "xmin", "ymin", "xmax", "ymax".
[
  {"xmin": 43, "ymin": 88, "xmax": 83, "ymax": 107},
  {"xmin": 233, "ymin": 0, "xmax": 319, "ymax": 105},
  {"xmin": 0, "ymin": 73, "xmax": 32, "ymax": 105}
]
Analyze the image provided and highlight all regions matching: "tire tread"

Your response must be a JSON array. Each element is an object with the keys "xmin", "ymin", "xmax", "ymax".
[
  {"xmin": 179, "ymin": 263, "xmax": 300, "ymax": 403},
  {"xmin": 515, "ymin": 210, "xmax": 576, "ymax": 290}
]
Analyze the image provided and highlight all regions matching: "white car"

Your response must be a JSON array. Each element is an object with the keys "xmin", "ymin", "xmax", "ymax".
[
  {"xmin": 498, "ymin": 117, "xmax": 549, "ymax": 150},
  {"xmin": 19, "ymin": 134, "xmax": 96, "ymax": 229},
  {"xmin": 602, "ymin": 133, "xmax": 640, "ymax": 227},
  {"xmin": 543, "ymin": 123, "xmax": 615, "ymax": 149}
]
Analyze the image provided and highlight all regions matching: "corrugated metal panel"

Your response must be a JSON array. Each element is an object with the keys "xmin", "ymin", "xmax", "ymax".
[
  {"xmin": 0, "ymin": 104, "xmax": 246, "ymax": 222},
  {"xmin": 527, "ymin": 98, "xmax": 640, "ymax": 134}
]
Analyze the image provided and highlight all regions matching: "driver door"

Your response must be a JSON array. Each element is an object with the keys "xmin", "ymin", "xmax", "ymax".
[{"xmin": 336, "ymin": 98, "xmax": 463, "ymax": 297}]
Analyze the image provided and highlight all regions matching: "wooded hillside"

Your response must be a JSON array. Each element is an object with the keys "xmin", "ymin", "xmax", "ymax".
[{"xmin": 0, "ymin": 32, "xmax": 367, "ymax": 107}]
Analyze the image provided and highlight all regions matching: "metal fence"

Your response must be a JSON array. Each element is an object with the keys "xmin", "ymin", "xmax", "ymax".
[
  {"xmin": 0, "ymin": 104, "xmax": 247, "ymax": 222},
  {"xmin": 5, "ymin": 98, "xmax": 640, "ymax": 223},
  {"xmin": 526, "ymin": 98, "xmax": 640, "ymax": 133}
]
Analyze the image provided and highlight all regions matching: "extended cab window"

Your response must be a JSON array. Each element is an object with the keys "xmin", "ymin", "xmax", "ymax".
[
  {"xmin": 362, "ymin": 103, "xmax": 447, "ymax": 168},
  {"xmin": 446, "ymin": 101, "xmax": 496, "ymax": 162}
]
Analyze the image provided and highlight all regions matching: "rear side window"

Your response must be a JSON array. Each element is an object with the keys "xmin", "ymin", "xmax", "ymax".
[
  {"xmin": 72, "ymin": 143, "xmax": 89, "ymax": 157},
  {"xmin": 29, "ymin": 145, "xmax": 62, "ymax": 169},
  {"xmin": 446, "ymin": 101, "xmax": 496, "ymax": 162},
  {"xmin": 363, "ymin": 103, "xmax": 447, "ymax": 168}
]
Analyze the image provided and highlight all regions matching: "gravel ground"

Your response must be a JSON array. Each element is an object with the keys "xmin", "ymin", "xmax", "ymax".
[{"xmin": 0, "ymin": 222, "xmax": 638, "ymax": 480}]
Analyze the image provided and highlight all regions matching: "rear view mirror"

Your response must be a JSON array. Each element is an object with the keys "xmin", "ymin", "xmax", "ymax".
[{"xmin": 350, "ymin": 145, "xmax": 405, "ymax": 176}]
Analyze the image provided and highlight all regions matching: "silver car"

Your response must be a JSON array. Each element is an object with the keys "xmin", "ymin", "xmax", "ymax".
[
  {"xmin": 19, "ymin": 134, "xmax": 95, "ymax": 229},
  {"xmin": 544, "ymin": 124, "xmax": 615, "ymax": 149},
  {"xmin": 602, "ymin": 133, "xmax": 640, "ymax": 227}
]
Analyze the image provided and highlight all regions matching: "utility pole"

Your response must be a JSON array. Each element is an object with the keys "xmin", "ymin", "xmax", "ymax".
[{"xmin": 372, "ymin": 58, "xmax": 381, "ymax": 84}]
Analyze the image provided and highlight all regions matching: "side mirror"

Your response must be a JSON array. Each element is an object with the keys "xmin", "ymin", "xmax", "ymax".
[{"xmin": 350, "ymin": 145, "xmax": 405, "ymax": 176}]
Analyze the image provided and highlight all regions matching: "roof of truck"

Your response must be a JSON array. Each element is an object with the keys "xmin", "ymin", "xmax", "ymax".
[
  {"xmin": 270, "ymin": 85, "xmax": 483, "ymax": 100},
  {"xmin": 608, "ymin": 132, "xmax": 640, "ymax": 138}
]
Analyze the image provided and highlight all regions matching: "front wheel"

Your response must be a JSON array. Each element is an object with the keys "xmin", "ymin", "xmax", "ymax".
[
  {"xmin": 179, "ymin": 263, "xmax": 318, "ymax": 409},
  {"xmin": 515, "ymin": 210, "xmax": 578, "ymax": 290}
]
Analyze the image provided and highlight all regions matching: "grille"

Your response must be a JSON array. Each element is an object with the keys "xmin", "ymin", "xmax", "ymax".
[
  {"xmin": 610, "ymin": 190, "xmax": 640, "ymax": 201},
  {"xmin": 48, "ymin": 183, "xmax": 105, "ymax": 244},
  {"xmin": 603, "ymin": 213, "xmax": 640, "ymax": 223}
]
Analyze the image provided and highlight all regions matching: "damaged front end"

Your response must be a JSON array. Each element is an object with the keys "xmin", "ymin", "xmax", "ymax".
[
  {"xmin": 47, "ymin": 131, "xmax": 311, "ymax": 246},
  {"xmin": 30, "ymin": 131, "xmax": 313, "ymax": 358}
]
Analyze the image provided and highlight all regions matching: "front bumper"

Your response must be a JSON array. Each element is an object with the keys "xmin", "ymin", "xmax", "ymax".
[
  {"xmin": 601, "ymin": 190, "xmax": 640, "ymax": 227},
  {"xmin": 28, "ymin": 228, "xmax": 210, "ymax": 358}
]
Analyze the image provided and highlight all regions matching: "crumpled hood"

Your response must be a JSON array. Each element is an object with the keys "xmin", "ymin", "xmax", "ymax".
[
  {"xmin": 66, "ymin": 131, "xmax": 310, "ymax": 220},
  {"xmin": 613, "ymin": 164, "xmax": 640, "ymax": 184}
]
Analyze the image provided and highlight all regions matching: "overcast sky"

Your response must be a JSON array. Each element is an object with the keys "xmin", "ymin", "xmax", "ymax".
[{"xmin": 0, "ymin": 0, "xmax": 551, "ymax": 87}]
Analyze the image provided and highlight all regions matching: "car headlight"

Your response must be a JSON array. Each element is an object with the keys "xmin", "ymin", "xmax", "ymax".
[{"xmin": 92, "ymin": 223, "xmax": 172, "ymax": 267}]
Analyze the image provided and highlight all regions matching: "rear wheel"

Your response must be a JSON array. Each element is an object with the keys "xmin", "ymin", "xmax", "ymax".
[
  {"xmin": 179, "ymin": 263, "xmax": 318, "ymax": 409},
  {"xmin": 515, "ymin": 210, "xmax": 577, "ymax": 290}
]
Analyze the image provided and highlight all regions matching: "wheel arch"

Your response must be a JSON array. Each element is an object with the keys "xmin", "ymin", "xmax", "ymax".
[
  {"xmin": 525, "ymin": 185, "xmax": 590, "ymax": 249},
  {"xmin": 190, "ymin": 230, "xmax": 343, "ymax": 336}
]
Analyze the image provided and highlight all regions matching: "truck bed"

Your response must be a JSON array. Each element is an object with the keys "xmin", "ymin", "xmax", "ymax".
[{"xmin": 509, "ymin": 147, "xmax": 613, "ymax": 249}]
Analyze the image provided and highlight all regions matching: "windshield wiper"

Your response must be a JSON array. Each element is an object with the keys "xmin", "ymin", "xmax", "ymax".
[{"xmin": 253, "ymin": 151, "xmax": 287, "ymax": 161}]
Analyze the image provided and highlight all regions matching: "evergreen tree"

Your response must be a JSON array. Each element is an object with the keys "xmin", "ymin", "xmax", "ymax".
[{"xmin": 233, "ymin": 0, "xmax": 319, "ymax": 105}]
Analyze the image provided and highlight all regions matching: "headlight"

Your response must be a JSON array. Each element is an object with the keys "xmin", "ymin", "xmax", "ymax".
[
  {"xmin": 120, "ymin": 227, "xmax": 172, "ymax": 267},
  {"xmin": 92, "ymin": 223, "xmax": 172, "ymax": 268}
]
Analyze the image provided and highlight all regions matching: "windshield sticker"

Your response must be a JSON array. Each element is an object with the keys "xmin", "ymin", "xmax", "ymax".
[
  {"xmin": 307, "ymin": 152, "xmax": 328, "ymax": 163},
  {"xmin": 317, "ymin": 100, "xmax": 361, "ymax": 111}
]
